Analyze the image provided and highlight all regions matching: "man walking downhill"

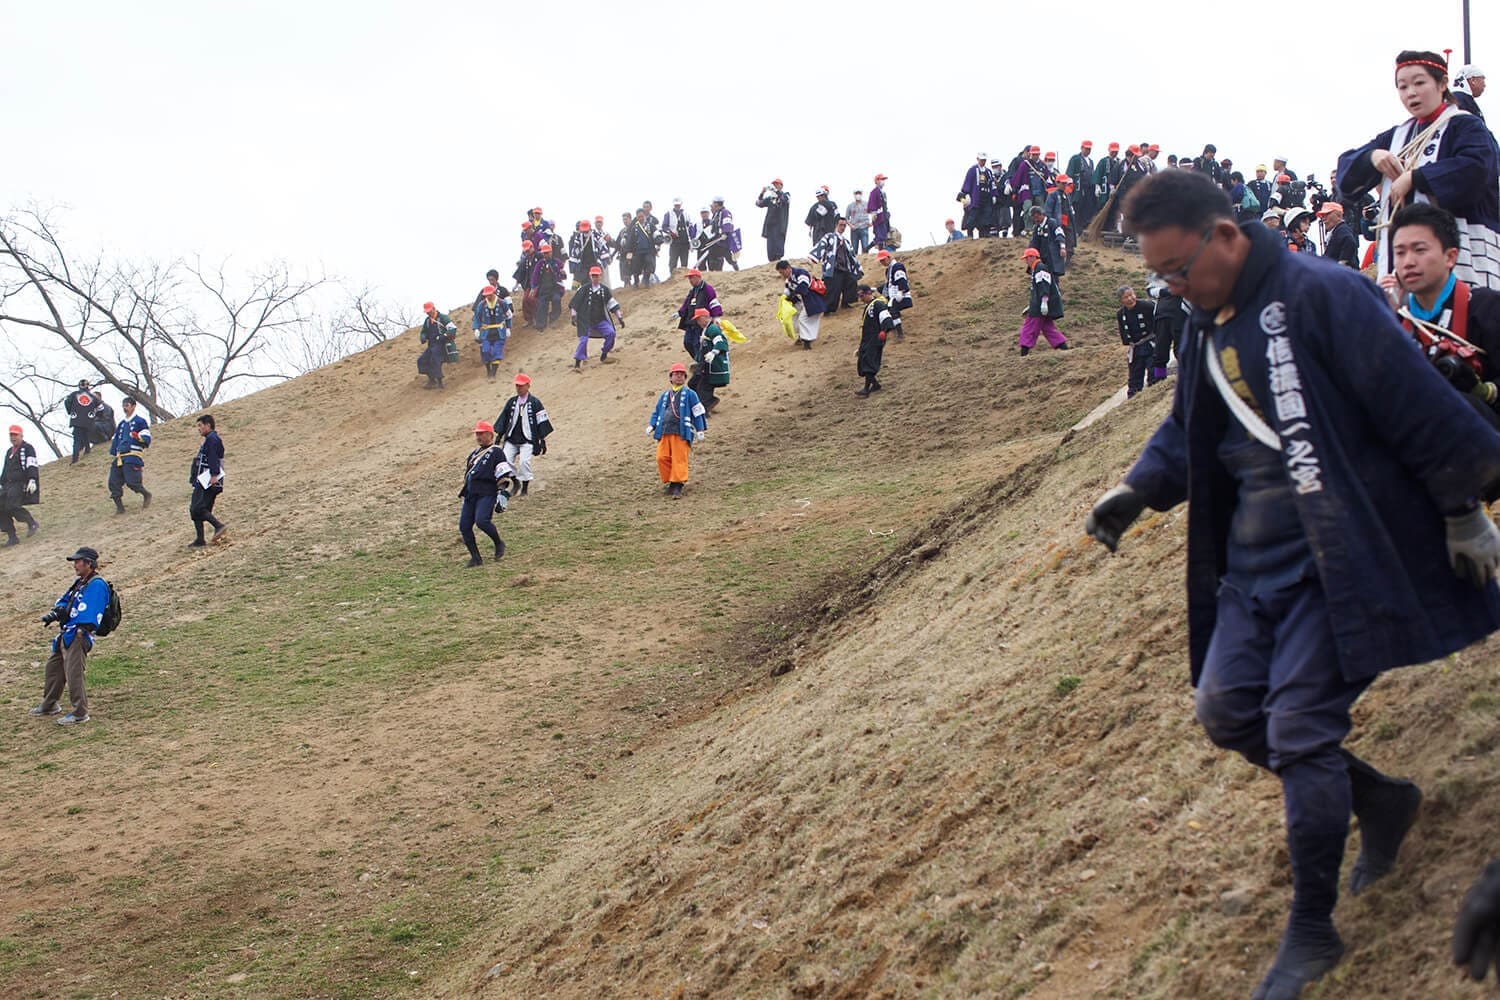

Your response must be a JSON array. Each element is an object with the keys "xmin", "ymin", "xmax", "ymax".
[
  {"xmin": 1085, "ymin": 170, "xmax": 1500, "ymax": 1000},
  {"xmin": 495, "ymin": 373, "xmax": 553, "ymax": 498},
  {"xmin": 458, "ymin": 421, "xmax": 517, "ymax": 567},
  {"xmin": 188, "ymin": 414, "xmax": 227, "ymax": 548},
  {"xmin": 647, "ymin": 362, "xmax": 707, "ymax": 499},
  {"xmin": 107, "ymin": 396, "xmax": 152, "ymax": 514},
  {"xmin": 1, "ymin": 424, "xmax": 40, "ymax": 545}
]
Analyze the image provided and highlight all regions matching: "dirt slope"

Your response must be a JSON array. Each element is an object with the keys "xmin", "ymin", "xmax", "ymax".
[{"xmin": 5, "ymin": 233, "xmax": 1491, "ymax": 1000}]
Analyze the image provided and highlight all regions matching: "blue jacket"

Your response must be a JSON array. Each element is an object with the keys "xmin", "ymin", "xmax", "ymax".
[
  {"xmin": 648, "ymin": 386, "xmax": 707, "ymax": 443},
  {"xmin": 109, "ymin": 414, "xmax": 151, "ymax": 467},
  {"xmin": 1125, "ymin": 222, "xmax": 1500, "ymax": 685},
  {"xmin": 52, "ymin": 574, "xmax": 109, "ymax": 652}
]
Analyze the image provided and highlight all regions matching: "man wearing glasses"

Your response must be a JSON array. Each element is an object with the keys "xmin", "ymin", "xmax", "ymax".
[{"xmin": 1085, "ymin": 170, "xmax": 1500, "ymax": 999}]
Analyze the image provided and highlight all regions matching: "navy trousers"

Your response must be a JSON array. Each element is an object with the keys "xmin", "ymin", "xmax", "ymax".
[
  {"xmin": 1195, "ymin": 578, "xmax": 1370, "ymax": 931},
  {"xmin": 459, "ymin": 493, "xmax": 501, "ymax": 558}
]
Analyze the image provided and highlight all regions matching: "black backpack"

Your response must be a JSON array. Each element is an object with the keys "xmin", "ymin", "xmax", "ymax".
[{"xmin": 96, "ymin": 580, "xmax": 122, "ymax": 637}]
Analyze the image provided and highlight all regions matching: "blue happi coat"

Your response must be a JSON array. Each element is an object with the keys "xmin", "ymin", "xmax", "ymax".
[
  {"xmin": 648, "ymin": 386, "xmax": 707, "ymax": 443},
  {"xmin": 109, "ymin": 414, "xmax": 151, "ymax": 468},
  {"xmin": 1125, "ymin": 222, "xmax": 1500, "ymax": 685}
]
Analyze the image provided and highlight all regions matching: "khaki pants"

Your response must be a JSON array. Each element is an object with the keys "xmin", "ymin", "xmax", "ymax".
[{"xmin": 42, "ymin": 635, "xmax": 90, "ymax": 717}]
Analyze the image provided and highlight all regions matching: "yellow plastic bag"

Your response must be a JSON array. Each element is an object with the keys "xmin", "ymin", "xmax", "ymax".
[
  {"xmin": 720, "ymin": 317, "xmax": 747, "ymax": 343},
  {"xmin": 776, "ymin": 296, "xmax": 797, "ymax": 340}
]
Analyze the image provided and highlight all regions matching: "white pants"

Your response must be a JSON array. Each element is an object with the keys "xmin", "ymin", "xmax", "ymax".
[
  {"xmin": 795, "ymin": 308, "xmax": 821, "ymax": 342},
  {"xmin": 503, "ymin": 440, "xmax": 535, "ymax": 481}
]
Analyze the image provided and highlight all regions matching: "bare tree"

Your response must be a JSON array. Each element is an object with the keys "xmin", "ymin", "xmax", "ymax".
[
  {"xmin": 277, "ymin": 284, "xmax": 416, "ymax": 374},
  {"xmin": 0, "ymin": 206, "xmax": 327, "ymax": 425},
  {"xmin": 0, "ymin": 361, "xmax": 69, "ymax": 458}
]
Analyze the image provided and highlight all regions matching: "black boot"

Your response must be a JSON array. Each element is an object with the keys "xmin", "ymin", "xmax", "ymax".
[
  {"xmin": 492, "ymin": 537, "xmax": 505, "ymax": 559},
  {"xmin": 113, "ymin": 497, "xmax": 126, "ymax": 515},
  {"xmin": 1056, "ymin": 341, "xmax": 1070, "ymax": 350},
  {"xmin": 855, "ymin": 378, "xmax": 873, "ymax": 398},
  {"xmin": 1341, "ymin": 750, "xmax": 1422, "ymax": 896},
  {"xmin": 25, "ymin": 520, "xmax": 38, "ymax": 537},
  {"xmin": 1019, "ymin": 345, "xmax": 1031, "ymax": 356},
  {"xmin": 519, "ymin": 481, "xmax": 529, "ymax": 496},
  {"xmin": 1252, "ymin": 762, "xmax": 1350, "ymax": 1000},
  {"xmin": 3, "ymin": 532, "xmax": 17, "ymax": 547},
  {"xmin": 141, "ymin": 489, "xmax": 152, "ymax": 509}
]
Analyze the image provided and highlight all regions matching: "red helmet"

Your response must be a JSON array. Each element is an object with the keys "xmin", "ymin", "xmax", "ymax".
[
  {"xmin": 1108, "ymin": 141, "xmax": 1121, "ymax": 152},
  {"xmin": 692, "ymin": 308, "xmax": 711, "ymax": 320},
  {"xmin": 1022, "ymin": 248, "xmax": 1041, "ymax": 260},
  {"xmin": 538, "ymin": 242, "xmax": 552, "ymax": 252},
  {"xmin": 474, "ymin": 420, "xmax": 495, "ymax": 434},
  {"xmin": 588, "ymin": 266, "xmax": 602, "ymax": 276},
  {"xmin": 874, "ymin": 172, "xmax": 888, "ymax": 181},
  {"xmin": 876, "ymin": 250, "xmax": 891, "ymax": 261},
  {"xmin": 521, "ymin": 240, "xmax": 534, "ymax": 250},
  {"xmin": 669, "ymin": 362, "xmax": 688, "ymax": 374},
  {"xmin": 514, "ymin": 373, "xmax": 532, "ymax": 386},
  {"xmin": 579, "ymin": 220, "xmax": 592, "ymax": 231},
  {"xmin": 685, "ymin": 268, "xmax": 702, "ymax": 278},
  {"xmin": 1081, "ymin": 140, "xmax": 1093, "ymax": 148},
  {"xmin": 422, "ymin": 301, "xmax": 436, "ymax": 313},
  {"xmin": 481, "ymin": 284, "xmax": 496, "ymax": 296},
  {"xmin": 1029, "ymin": 145, "xmax": 1041, "ymax": 154},
  {"xmin": 1277, "ymin": 173, "xmax": 1292, "ymax": 183},
  {"xmin": 531, "ymin": 206, "xmax": 544, "ymax": 214}
]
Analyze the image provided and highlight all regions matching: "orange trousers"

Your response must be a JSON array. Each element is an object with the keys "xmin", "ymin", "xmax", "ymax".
[{"xmin": 656, "ymin": 434, "xmax": 691, "ymax": 484}]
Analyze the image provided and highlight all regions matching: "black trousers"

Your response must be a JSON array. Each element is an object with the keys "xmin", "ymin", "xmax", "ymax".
[
  {"xmin": 765, "ymin": 234, "xmax": 786, "ymax": 262},
  {"xmin": 669, "ymin": 239, "xmax": 690, "ymax": 270},
  {"xmin": 71, "ymin": 426, "xmax": 91, "ymax": 461},
  {"xmin": 108, "ymin": 461, "xmax": 146, "ymax": 499},
  {"xmin": 190, "ymin": 484, "xmax": 223, "ymax": 535},
  {"xmin": 1127, "ymin": 342, "xmax": 1153, "ymax": 396},
  {"xmin": 823, "ymin": 271, "xmax": 859, "ymax": 313},
  {"xmin": 0, "ymin": 497, "xmax": 36, "ymax": 535}
]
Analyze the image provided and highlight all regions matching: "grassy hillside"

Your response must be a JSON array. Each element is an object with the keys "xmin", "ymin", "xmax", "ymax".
[{"xmin": 1, "ymin": 238, "xmax": 1493, "ymax": 999}]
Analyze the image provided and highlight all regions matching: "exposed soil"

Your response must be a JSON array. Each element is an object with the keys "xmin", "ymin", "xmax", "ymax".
[{"xmin": 2, "ymin": 237, "xmax": 1491, "ymax": 1000}]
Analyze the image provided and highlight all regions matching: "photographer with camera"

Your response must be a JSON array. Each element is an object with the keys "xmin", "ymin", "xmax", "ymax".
[
  {"xmin": 1378, "ymin": 203, "xmax": 1500, "ymax": 430},
  {"xmin": 31, "ymin": 546, "xmax": 110, "ymax": 725}
]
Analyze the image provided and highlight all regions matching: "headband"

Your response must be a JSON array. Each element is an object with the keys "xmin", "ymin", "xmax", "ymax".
[{"xmin": 1396, "ymin": 59, "xmax": 1448, "ymax": 76}]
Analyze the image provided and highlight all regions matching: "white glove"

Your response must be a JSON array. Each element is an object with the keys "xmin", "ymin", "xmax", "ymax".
[
  {"xmin": 1040, "ymin": 298, "xmax": 1050, "ymax": 317},
  {"xmin": 1446, "ymin": 506, "xmax": 1500, "ymax": 587},
  {"xmin": 25, "ymin": 480, "xmax": 37, "ymax": 494},
  {"xmin": 696, "ymin": 431, "xmax": 707, "ymax": 442},
  {"xmin": 645, "ymin": 425, "xmax": 654, "ymax": 437},
  {"xmin": 445, "ymin": 322, "xmax": 457, "ymax": 333},
  {"xmin": 704, "ymin": 351, "xmax": 717, "ymax": 363},
  {"xmin": 495, "ymin": 492, "xmax": 509, "ymax": 512}
]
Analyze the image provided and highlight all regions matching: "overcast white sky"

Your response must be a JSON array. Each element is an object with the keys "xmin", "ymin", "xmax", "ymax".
[{"xmin": 2, "ymin": 0, "xmax": 1494, "ymax": 329}]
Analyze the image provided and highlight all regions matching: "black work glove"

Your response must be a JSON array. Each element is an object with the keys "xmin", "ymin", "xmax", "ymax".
[
  {"xmin": 1455, "ymin": 858, "xmax": 1500, "ymax": 982},
  {"xmin": 40, "ymin": 610, "xmax": 60, "ymax": 626},
  {"xmin": 1085, "ymin": 484, "xmax": 1146, "ymax": 553},
  {"xmin": 1434, "ymin": 354, "xmax": 1480, "ymax": 392},
  {"xmin": 534, "ymin": 438, "xmax": 547, "ymax": 456}
]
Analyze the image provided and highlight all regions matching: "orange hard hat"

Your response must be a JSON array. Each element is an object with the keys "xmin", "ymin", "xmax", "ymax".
[
  {"xmin": 686, "ymin": 268, "xmax": 702, "ymax": 278},
  {"xmin": 692, "ymin": 308, "xmax": 711, "ymax": 320},
  {"xmin": 1022, "ymin": 248, "xmax": 1041, "ymax": 259},
  {"xmin": 669, "ymin": 362, "xmax": 688, "ymax": 374},
  {"xmin": 877, "ymin": 250, "xmax": 891, "ymax": 261}
]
